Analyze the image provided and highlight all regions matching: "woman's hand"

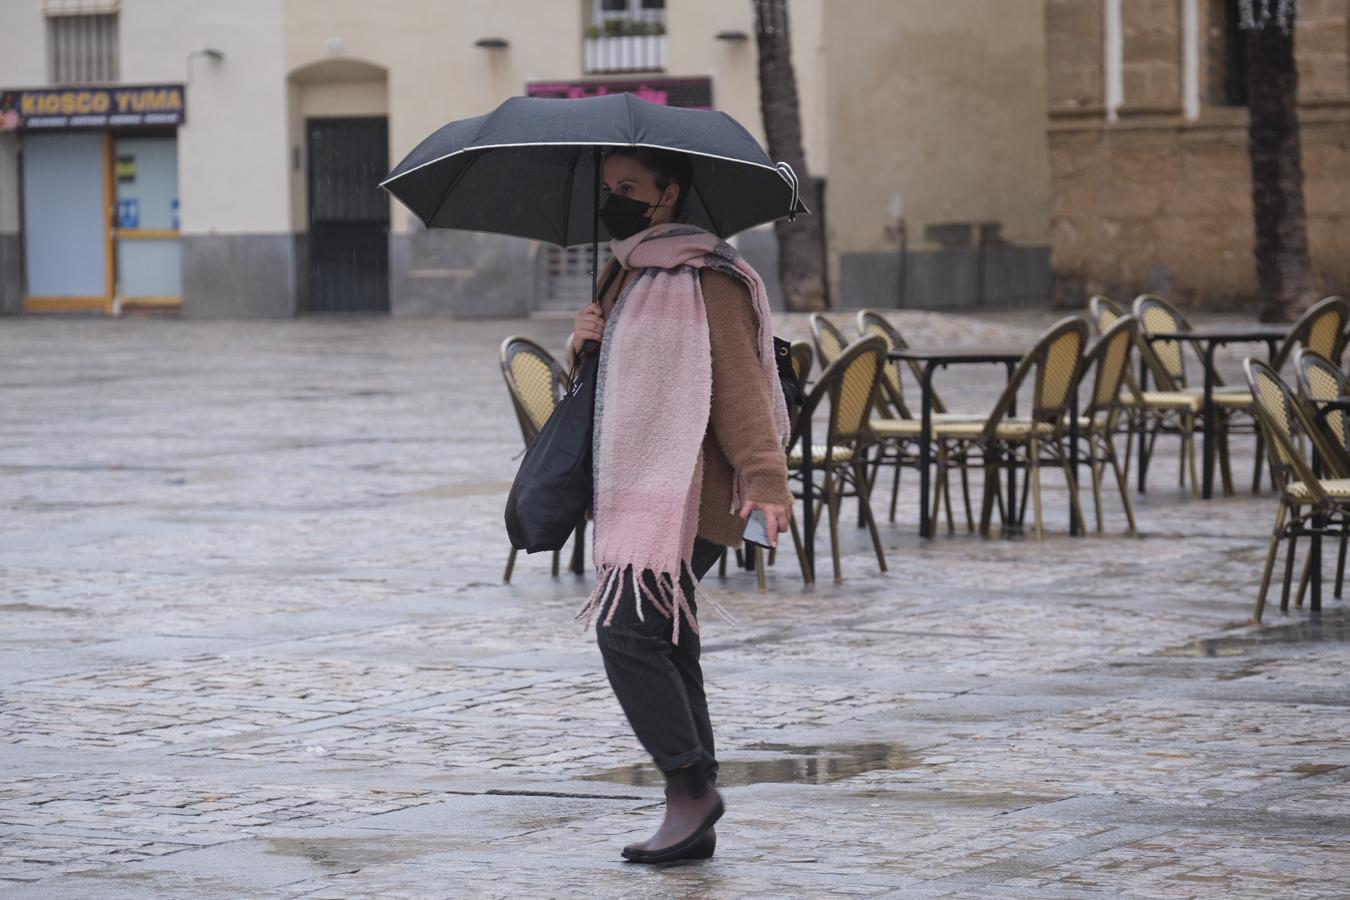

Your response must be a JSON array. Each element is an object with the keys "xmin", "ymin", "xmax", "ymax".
[
  {"xmin": 738, "ymin": 500, "xmax": 791, "ymax": 549},
  {"xmin": 573, "ymin": 303, "xmax": 606, "ymax": 354}
]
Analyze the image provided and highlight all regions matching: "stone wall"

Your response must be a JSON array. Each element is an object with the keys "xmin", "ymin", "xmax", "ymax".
[
  {"xmin": 1046, "ymin": 0, "xmax": 1105, "ymax": 114},
  {"xmin": 825, "ymin": 0, "xmax": 1053, "ymax": 310},
  {"xmin": 1046, "ymin": 0, "xmax": 1350, "ymax": 310}
]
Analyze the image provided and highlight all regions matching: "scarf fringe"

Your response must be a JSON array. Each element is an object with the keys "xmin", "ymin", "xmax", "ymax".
[{"xmin": 578, "ymin": 556, "xmax": 736, "ymax": 645}]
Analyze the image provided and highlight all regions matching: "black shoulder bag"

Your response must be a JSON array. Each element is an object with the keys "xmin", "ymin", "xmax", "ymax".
[{"xmin": 503, "ymin": 266, "xmax": 619, "ymax": 553}]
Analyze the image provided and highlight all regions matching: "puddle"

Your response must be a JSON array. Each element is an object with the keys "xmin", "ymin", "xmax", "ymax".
[
  {"xmin": 1157, "ymin": 610, "xmax": 1350, "ymax": 658},
  {"xmin": 581, "ymin": 741, "xmax": 917, "ymax": 787}
]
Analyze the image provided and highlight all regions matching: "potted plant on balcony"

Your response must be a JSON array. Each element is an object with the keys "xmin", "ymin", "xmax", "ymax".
[{"xmin": 584, "ymin": 18, "xmax": 668, "ymax": 72}]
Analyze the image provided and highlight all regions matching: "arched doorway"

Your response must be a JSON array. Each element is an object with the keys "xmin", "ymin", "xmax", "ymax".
[{"xmin": 288, "ymin": 59, "xmax": 390, "ymax": 313}]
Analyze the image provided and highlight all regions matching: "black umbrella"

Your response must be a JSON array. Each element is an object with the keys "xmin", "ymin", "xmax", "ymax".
[{"xmin": 379, "ymin": 93, "xmax": 806, "ymax": 300}]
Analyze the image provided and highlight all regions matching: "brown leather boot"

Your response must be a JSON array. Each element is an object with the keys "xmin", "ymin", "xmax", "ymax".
[{"xmin": 621, "ymin": 765, "xmax": 723, "ymax": 863}]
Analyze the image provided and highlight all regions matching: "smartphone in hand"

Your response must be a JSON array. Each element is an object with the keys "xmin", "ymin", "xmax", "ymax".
[{"xmin": 742, "ymin": 508, "xmax": 774, "ymax": 549}]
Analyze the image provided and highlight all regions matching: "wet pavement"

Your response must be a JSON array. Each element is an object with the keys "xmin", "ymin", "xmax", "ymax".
[{"xmin": 2, "ymin": 312, "xmax": 1348, "ymax": 898}]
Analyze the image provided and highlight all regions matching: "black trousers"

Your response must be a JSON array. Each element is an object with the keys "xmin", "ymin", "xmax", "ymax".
[{"xmin": 596, "ymin": 537, "xmax": 726, "ymax": 778}]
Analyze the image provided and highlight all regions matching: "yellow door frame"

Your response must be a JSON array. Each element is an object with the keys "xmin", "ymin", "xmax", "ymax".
[{"xmin": 22, "ymin": 131, "xmax": 117, "ymax": 315}]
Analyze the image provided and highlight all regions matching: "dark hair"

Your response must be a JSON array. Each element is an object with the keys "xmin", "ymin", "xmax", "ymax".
[{"xmin": 602, "ymin": 147, "xmax": 694, "ymax": 219}]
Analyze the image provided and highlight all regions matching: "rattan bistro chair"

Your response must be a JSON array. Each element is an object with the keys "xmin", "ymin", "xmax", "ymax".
[
  {"xmin": 854, "ymin": 310, "xmax": 974, "ymax": 528},
  {"xmin": 930, "ymin": 317, "xmax": 1089, "ymax": 540},
  {"xmin": 1076, "ymin": 315, "xmax": 1140, "ymax": 535},
  {"xmin": 856, "ymin": 310, "xmax": 957, "ymax": 417},
  {"xmin": 1131, "ymin": 294, "xmax": 1246, "ymax": 495},
  {"xmin": 786, "ymin": 336, "xmax": 889, "ymax": 584},
  {"xmin": 1244, "ymin": 358, "xmax": 1350, "ymax": 621},
  {"xmin": 809, "ymin": 313, "xmax": 850, "ymax": 370},
  {"xmin": 1088, "ymin": 295, "xmax": 1155, "ymax": 484},
  {"xmin": 1293, "ymin": 349, "xmax": 1350, "ymax": 601},
  {"xmin": 1297, "ymin": 349, "xmax": 1350, "ymax": 459},
  {"xmin": 1273, "ymin": 296, "xmax": 1349, "ymax": 373},
  {"xmin": 1089, "ymin": 294, "xmax": 1127, "ymax": 336},
  {"xmin": 499, "ymin": 336, "xmax": 580, "ymax": 583}
]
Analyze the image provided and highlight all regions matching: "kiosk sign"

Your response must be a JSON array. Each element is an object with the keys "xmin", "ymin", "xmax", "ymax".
[{"xmin": 0, "ymin": 84, "xmax": 186, "ymax": 132}]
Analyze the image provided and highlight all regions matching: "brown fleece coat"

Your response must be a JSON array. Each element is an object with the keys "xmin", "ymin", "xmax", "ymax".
[{"xmin": 570, "ymin": 260, "xmax": 793, "ymax": 548}]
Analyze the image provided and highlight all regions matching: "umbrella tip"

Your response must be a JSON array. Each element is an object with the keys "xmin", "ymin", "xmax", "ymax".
[{"xmin": 775, "ymin": 162, "xmax": 801, "ymax": 221}]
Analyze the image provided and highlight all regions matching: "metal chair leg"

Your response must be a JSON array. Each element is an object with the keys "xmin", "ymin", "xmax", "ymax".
[
  {"xmin": 1140, "ymin": 417, "xmax": 1161, "ymax": 493},
  {"xmin": 853, "ymin": 461, "xmax": 888, "ymax": 572},
  {"xmin": 1337, "ymin": 527, "xmax": 1347, "ymax": 599},
  {"xmin": 826, "ymin": 471, "xmax": 843, "ymax": 584},
  {"xmin": 1184, "ymin": 415, "xmax": 1200, "ymax": 498},
  {"xmin": 1122, "ymin": 410, "xmax": 1136, "ymax": 485},
  {"xmin": 551, "ymin": 550, "xmax": 560, "ymax": 578},
  {"xmin": 855, "ymin": 445, "xmax": 872, "ymax": 530},
  {"xmin": 1254, "ymin": 503, "xmax": 1288, "ymax": 622},
  {"xmin": 979, "ymin": 456, "xmax": 998, "ymax": 537},
  {"xmin": 755, "ymin": 546, "xmax": 767, "ymax": 591},
  {"xmin": 1104, "ymin": 432, "xmax": 1137, "ymax": 536},
  {"xmin": 888, "ymin": 455, "xmax": 902, "ymax": 523},
  {"xmin": 992, "ymin": 454, "xmax": 1008, "ymax": 526},
  {"xmin": 1030, "ymin": 438, "xmax": 1044, "ymax": 540},
  {"xmin": 1217, "ymin": 427, "xmax": 1235, "ymax": 497},
  {"xmin": 959, "ymin": 460, "xmax": 974, "ymax": 532},
  {"xmin": 1060, "ymin": 440, "xmax": 1086, "ymax": 539},
  {"xmin": 1090, "ymin": 445, "xmax": 1105, "ymax": 534},
  {"xmin": 1295, "ymin": 549, "xmax": 1312, "ymax": 609},
  {"xmin": 1281, "ymin": 529, "xmax": 1300, "ymax": 613},
  {"xmin": 504, "ymin": 546, "xmax": 517, "ymax": 584},
  {"xmin": 1018, "ymin": 455, "xmax": 1031, "ymax": 527},
  {"xmin": 1252, "ymin": 431, "xmax": 1265, "ymax": 494},
  {"xmin": 941, "ymin": 448, "xmax": 957, "ymax": 535},
  {"xmin": 718, "ymin": 547, "xmax": 728, "ymax": 579},
  {"xmin": 788, "ymin": 511, "xmax": 813, "ymax": 586},
  {"xmin": 932, "ymin": 444, "xmax": 948, "ymax": 533}
]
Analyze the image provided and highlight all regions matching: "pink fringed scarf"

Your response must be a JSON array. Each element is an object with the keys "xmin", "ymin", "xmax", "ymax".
[{"xmin": 577, "ymin": 223, "xmax": 790, "ymax": 644}]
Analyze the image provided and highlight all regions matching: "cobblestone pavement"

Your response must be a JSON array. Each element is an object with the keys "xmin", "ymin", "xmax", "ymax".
[{"xmin": 2, "ymin": 312, "xmax": 1348, "ymax": 898}]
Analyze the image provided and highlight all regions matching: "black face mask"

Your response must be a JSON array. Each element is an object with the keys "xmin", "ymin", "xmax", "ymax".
[{"xmin": 599, "ymin": 192, "xmax": 663, "ymax": 240}]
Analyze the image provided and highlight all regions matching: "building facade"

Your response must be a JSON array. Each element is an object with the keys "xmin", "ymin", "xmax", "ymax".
[
  {"xmin": 1045, "ymin": 0, "xmax": 1350, "ymax": 310},
  {"xmin": 0, "ymin": 0, "xmax": 1053, "ymax": 317}
]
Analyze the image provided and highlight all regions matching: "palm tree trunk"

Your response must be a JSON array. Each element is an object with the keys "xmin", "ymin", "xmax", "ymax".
[
  {"xmin": 752, "ymin": 0, "xmax": 827, "ymax": 312},
  {"xmin": 1245, "ymin": 17, "xmax": 1316, "ymax": 321}
]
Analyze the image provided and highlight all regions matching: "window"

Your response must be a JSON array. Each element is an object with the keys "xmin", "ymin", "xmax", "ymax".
[
  {"xmin": 586, "ymin": 0, "xmax": 666, "ymax": 72},
  {"xmin": 594, "ymin": 0, "xmax": 665, "ymax": 31},
  {"xmin": 1206, "ymin": 0, "xmax": 1248, "ymax": 107},
  {"xmin": 47, "ymin": 12, "xmax": 120, "ymax": 84}
]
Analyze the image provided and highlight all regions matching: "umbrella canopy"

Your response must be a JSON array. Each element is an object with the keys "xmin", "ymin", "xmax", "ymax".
[{"xmin": 380, "ymin": 93, "xmax": 806, "ymax": 247}]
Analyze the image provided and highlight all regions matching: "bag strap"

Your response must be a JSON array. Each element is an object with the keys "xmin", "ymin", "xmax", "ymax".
[
  {"xmin": 568, "ymin": 260, "xmax": 624, "ymax": 382},
  {"xmin": 596, "ymin": 259, "xmax": 622, "ymax": 306}
]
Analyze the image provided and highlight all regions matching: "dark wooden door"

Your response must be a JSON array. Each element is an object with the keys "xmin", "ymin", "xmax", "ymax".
[{"xmin": 306, "ymin": 117, "xmax": 389, "ymax": 313}]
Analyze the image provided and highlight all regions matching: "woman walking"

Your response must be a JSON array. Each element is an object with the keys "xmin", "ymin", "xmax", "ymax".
[{"xmin": 568, "ymin": 147, "xmax": 793, "ymax": 863}]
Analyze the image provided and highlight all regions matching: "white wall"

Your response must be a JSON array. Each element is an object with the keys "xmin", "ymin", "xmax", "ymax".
[
  {"xmin": 0, "ymin": 1, "xmax": 293, "ymax": 236},
  {"xmin": 665, "ymin": 0, "xmax": 826, "ymax": 177},
  {"xmin": 283, "ymin": 0, "xmax": 584, "ymax": 235},
  {"xmin": 825, "ymin": 0, "xmax": 1052, "ymax": 253},
  {"xmin": 0, "ymin": 5, "xmax": 48, "ymax": 86},
  {"xmin": 120, "ymin": 0, "xmax": 291, "ymax": 234},
  {"xmin": 0, "ymin": 3, "xmax": 48, "ymax": 239}
]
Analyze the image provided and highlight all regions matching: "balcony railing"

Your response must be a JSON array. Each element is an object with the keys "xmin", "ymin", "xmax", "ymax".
[{"xmin": 583, "ymin": 15, "xmax": 666, "ymax": 74}]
